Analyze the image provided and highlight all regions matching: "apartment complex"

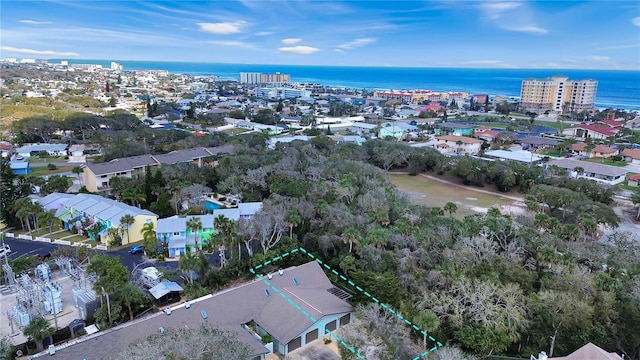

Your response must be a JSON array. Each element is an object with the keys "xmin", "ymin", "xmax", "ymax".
[
  {"xmin": 520, "ymin": 76, "xmax": 597, "ymax": 114},
  {"xmin": 372, "ymin": 90, "xmax": 468, "ymax": 104},
  {"xmin": 239, "ymin": 72, "xmax": 291, "ymax": 84}
]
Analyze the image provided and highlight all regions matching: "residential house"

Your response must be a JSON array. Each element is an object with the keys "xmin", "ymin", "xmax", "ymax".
[
  {"xmin": 518, "ymin": 136, "xmax": 560, "ymax": 150},
  {"xmin": 627, "ymin": 173, "xmax": 640, "ymax": 187},
  {"xmin": 9, "ymin": 158, "xmax": 31, "ymax": 175},
  {"xmin": 156, "ymin": 215, "xmax": 215, "ymax": 257},
  {"xmin": 621, "ymin": 148, "xmax": 640, "ymax": 164},
  {"xmin": 16, "ymin": 143, "xmax": 68, "ymax": 158},
  {"xmin": 83, "ymin": 145, "xmax": 235, "ymax": 192},
  {"xmin": 484, "ymin": 149, "xmax": 543, "ymax": 165},
  {"xmin": 562, "ymin": 124, "xmax": 618, "ymax": 140},
  {"xmin": 439, "ymin": 123, "xmax": 474, "ymax": 136},
  {"xmin": 37, "ymin": 193, "xmax": 157, "ymax": 244},
  {"xmin": 570, "ymin": 143, "xmax": 617, "ymax": 158},
  {"xmin": 379, "ymin": 122, "xmax": 418, "ymax": 139},
  {"xmin": 434, "ymin": 135, "xmax": 483, "ymax": 155},
  {"xmin": 68, "ymin": 144, "xmax": 86, "ymax": 163},
  {"xmin": 157, "ymin": 202, "xmax": 262, "ymax": 257},
  {"xmin": 546, "ymin": 158, "xmax": 628, "ymax": 185},
  {"xmin": 33, "ymin": 261, "xmax": 354, "ymax": 360},
  {"xmin": 329, "ymin": 135, "xmax": 366, "ymax": 146},
  {"xmin": 349, "ymin": 122, "xmax": 378, "ymax": 135},
  {"xmin": 475, "ymin": 128, "xmax": 502, "ymax": 142},
  {"xmin": 531, "ymin": 342, "xmax": 622, "ymax": 360},
  {"xmin": 597, "ymin": 119, "xmax": 624, "ymax": 130},
  {"xmin": 268, "ymin": 136, "xmax": 309, "ymax": 149}
]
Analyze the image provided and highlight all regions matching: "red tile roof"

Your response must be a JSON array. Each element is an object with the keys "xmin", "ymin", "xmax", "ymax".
[
  {"xmin": 576, "ymin": 124, "xmax": 617, "ymax": 136},
  {"xmin": 598, "ymin": 119, "xmax": 623, "ymax": 128},
  {"xmin": 628, "ymin": 173, "xmax": 640, "ymax": 181},
  {"xmin": 571, "ymin": 143, "xmax": 617, "ymax": 154},
  {"xmin": 437, "ymin": 135, "xmax": 484, "ymax": 144}
]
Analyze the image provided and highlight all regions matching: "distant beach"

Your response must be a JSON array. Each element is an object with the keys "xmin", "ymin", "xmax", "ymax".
[{"xmin": 53, "ymin": 59, "xmax": 640, "ymax": 111}]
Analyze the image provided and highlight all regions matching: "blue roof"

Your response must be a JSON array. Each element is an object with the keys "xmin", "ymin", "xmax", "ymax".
[{"xmin": 10, "ymin": 161, "xmax": 30, "ymax": 169}]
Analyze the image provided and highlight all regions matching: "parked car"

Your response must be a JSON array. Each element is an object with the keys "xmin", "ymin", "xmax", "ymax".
[
  {"xmin": 0, "ymin": 244, "xmax": 12, "ymax": 259},
  {"xmin": 129, "ymin": 244, "xmax": 143, "ymax": 254}
]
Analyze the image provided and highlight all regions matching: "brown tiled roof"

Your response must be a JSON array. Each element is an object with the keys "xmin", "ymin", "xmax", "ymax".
[
  {"xmin": 622, "ymin": 148, "xmax": 640, "ymax": 159},
  {"xmin": 552, "ymin": 342, "xmax": 622, "ymax": 360},
  {"xmin": 436, "ymin": 135, "xmax": 483, "ymax": 144}
]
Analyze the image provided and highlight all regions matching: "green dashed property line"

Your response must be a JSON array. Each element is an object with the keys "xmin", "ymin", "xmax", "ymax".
[{"xmin": 249, "ymin": 247, "xmax": 444, "ymax": 359}]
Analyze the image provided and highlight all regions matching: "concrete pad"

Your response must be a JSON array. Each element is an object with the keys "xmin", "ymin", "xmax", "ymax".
[
  {"xmin": 285, "ymin": 337, "xmax": 340, "ymax": 360},
  {"xmin": 0, "ymin": 271, "xmax": 87, "ymax": 346}
]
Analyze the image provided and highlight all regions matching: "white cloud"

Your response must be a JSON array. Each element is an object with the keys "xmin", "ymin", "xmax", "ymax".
[
  {"xmin": 632, "ymin": 17, "xmax": 640, "ymax": 27},
  {"xmin": 479, "ymin": 2, "xmax": 522, "ymax": 20},
  {"xmin": 197, "ymin": 21, "xmax": 247, "ymax": 34},
  {"xmin": 282, "ymin": 38, "xmax": 302, "ymax": 45},
  {"xmin": 504, "ymin": 25, "xmax": 548, "ymax": 34},
  {"xmin": 278, "ymin": 46, "xmax": 320, "ymax": 55},
  {"xmin": 255, "ymin": 31, "xmax": 273, "ymax": 36},
  {"xmin": 208, "ymin": 40, "xmax": 256, "ymax": 49},
  {"xmin": 0, "ymin": 46, "xmax": 78, "ymax": 57},
  {"xmin": 336, "ymin": 38, "xmax": 376, "ymax": 50},
  {"xmin": 479, "ymin": 2, "xmax": 547, "ymax": 34},
  {"xmin": 20, "ymin": 19, "xmax": 52, "ymax": 25}
]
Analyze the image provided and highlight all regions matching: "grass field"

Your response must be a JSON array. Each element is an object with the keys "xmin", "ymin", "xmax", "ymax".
[
  {"xmin": 389, "ymin": 174, "xmax": 516, "ymax": 217},
  {"xmin": 28, "ymin": 165, "xmax": 75, "ymax": 177},
  {"xmin": 583, "ymin": 158, "xmax": 628, "ymax": 167}
]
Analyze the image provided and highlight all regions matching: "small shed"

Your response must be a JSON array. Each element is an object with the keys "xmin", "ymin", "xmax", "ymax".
[
  {"xmin": 149, "ymin": 281, "xmax": 183, "ymax": 305},
  {"xmin": 628, "ymin": 173, "xmax": 640, "ymax": 187}
]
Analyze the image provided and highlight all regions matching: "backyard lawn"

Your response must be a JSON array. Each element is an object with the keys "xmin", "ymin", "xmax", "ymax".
[
  {"xmin": 389, "ymin": 174, "xmax": 516, "ymax": 217},
  {"xmin": 583, "ymin": 158, "xmax": 628, "ymax": 167},
  {"xmin": 28, "ymin": 165, "xmax": 75, "ymax": 176}
]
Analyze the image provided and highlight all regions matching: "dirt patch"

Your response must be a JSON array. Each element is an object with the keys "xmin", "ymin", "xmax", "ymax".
[{"xmin": 390, "ymin": 173, "xmax": 518, "ymax": 217}]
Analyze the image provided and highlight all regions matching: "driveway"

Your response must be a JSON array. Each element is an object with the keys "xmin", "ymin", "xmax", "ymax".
[{"xmin": 285, "ymin": 346, "xmax": 340, "ymax": 360}]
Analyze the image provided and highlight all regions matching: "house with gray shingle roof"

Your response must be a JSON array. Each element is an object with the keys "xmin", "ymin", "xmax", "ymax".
[
  {"xmin": 546, "ymin": 158, "xmax": 628, "ymax": 185},
  {"xmin": 31, "ymin": 261, "xmax": 354, "ymax": 360},
  {"xmin": 82, "ymin": 145, "xmax": 235, "ymax": 193}
]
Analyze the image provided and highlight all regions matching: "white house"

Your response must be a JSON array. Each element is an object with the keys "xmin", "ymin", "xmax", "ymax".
[
  {"xmin": 434, "ymin": 135, "xmax": 483, "ymax": 155},
  {"xmin": 16, "ymin": 143, "xmax": 68, "ymax": 158}
]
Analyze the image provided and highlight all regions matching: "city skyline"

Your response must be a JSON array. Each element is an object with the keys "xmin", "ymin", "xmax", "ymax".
[{"xmin": 1, "ymin": 1, "xmax": 639, "ymax": 70}]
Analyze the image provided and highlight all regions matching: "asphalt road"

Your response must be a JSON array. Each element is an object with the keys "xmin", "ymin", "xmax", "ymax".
[{"xmin": 2, "ymin": 236, "xmax": 225, "ymax": 278}]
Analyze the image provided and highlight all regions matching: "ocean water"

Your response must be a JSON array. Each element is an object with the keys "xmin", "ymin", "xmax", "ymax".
[{"xmin": 57, "ymin": 60, "xmax": 640, "ymax": 110}]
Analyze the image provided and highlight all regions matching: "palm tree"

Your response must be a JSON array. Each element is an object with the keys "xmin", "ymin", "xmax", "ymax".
[
  {"xmin": 119, "ymin": 214, "xmax": 136, "ymax": 244},
  {"xmin": 117, "ymin": 283, "xmax": 147, "ymax": 321},
  {"xmin": 186, "ymin": 217, "xmax": 203, "ymax": 251},
  {"xmin": 23, "ymin": 316, "xmax": 54, "ymax": 351},
  {"xmin": 487, "ymin": 207, "xmax": 502, "ymax": 218},
  {"xmin": 285, "ymin": 210, "xmax": 301, "ymax": 239},
  {"xmin": 579, "ymin": 216, "xmax": 598, "ymax": 242},
  {"xmin": 140, "ymin": 222, "xmax": 157, "ymax": 256},
  {"xmin": 414, "ymin": 311, "xmax": 438, "ymax": 351},
  {"xmin": 39, "ymin": 209, "xmax": 57, "ymax": 237},
  {"xmin": 341, "ymin": 227, "xmax": 361, "ymax": 254},
  {"xmin": 72, "ymin": 166, "xmax": 84, "ymax": 186}
]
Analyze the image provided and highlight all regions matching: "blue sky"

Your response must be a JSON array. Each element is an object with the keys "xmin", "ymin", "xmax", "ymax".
[{"xmin": 1, "ymin": 0, "xmax": 639, "ymax": 69}]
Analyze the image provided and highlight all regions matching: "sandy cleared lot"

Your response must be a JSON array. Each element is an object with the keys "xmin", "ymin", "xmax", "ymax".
[{"xmin": 390, "ymin": 173, "xmax": 522, "ymax": 217}]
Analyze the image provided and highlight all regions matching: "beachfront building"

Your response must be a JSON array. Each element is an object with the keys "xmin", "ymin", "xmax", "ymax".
[
  {"xmin": 433, "ymin": 135, "xmax": 483, "ymax": 155},
  {"xmin": 520, "ymin": 76, "xmax": 597, "ymax": 114},
  {"xmin": 372, "ymin": 90, "xmax": 468, "ymax": 105},
  {"xmin": 240, "ymin": 72, "xmax": 261, "ymax": 84},
  {"xmin": 546, "ymin": 158, "xmax": 627, "ymax": 185},
  {"xmin": 32, "ymin": 261, "xmax": 354, "ymax": 360},
  {"xmin": 379, "ymin": 122, "xmax": 418, "ymax": 139},
  {"xmin": 255, "ymin": 87, "xmax": 310, "ymax": 100}
]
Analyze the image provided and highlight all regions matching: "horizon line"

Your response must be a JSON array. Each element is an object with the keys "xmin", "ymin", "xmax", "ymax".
[{"xmin": 12, "ymin": 58, "xmax": 640, "ymax": 72}]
